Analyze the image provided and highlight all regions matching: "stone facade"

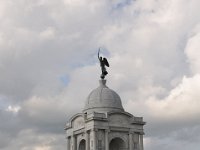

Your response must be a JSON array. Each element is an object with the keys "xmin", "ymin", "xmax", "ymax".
[{"xmin": 65, "ymin": 80, "xmax": 145, "ymax": 150}]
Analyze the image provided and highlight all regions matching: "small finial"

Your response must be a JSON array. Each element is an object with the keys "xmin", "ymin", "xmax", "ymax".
[
  {"xmin": 99, "ymin": 79, "xmax": 107, "ymax": 87},
  {"xmin": 98, "ymin": 48, "xmax": 110, "ymax": 79}
]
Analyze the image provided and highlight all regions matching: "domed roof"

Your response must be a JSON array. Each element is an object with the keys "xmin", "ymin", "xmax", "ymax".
[{"xmin": 83, "ymin": 80, "xmax": 124, "ymax": 113}]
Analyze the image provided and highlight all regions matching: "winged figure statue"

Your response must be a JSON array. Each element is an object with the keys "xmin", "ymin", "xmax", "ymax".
[{"xmin": 98, "ymin": 48, "xmax": 110, "ymax": 79}]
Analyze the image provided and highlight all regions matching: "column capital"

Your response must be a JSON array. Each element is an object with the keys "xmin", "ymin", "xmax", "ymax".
[
  {"xmin": 85, "ymin": 130, "xmax": 90, "ymax": 134},
  {"xmin": 129, "ymin": 130, "xmax": 134, "ymax": 134},
  {"xmin": 134, "ymin": 131, "xmax": 145, "ymax": 135},
  {"xmin": 105, "ymin": 129, "xmax": 110, "ymax": 133},
  {"xmin": 92, "ymin": 128, "xmax": 98, "ymax": 132},
  {"xmin": 72, "ymin": 132, "xmax": 76, "ymax": 136},
  {"xmin": 133, "ymin": 131, "xmax": 141, "ymax": 135},
  {"xmin": 66, "ymin": 136, "xmax": 71, "ymax": 139},
  {"xmin": 140, "ymin": 132, "xmax": 145, "ymax": 135}
]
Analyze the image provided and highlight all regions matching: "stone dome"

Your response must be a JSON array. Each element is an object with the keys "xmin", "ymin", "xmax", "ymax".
[{"xmin": 83, "ymin": 80, "xmax": 124, "ymax": 113}]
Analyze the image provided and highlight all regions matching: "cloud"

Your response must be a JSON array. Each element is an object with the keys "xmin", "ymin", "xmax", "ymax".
[
  {"xmin": 185, "ymin": 23, "xmax": 200, "ymax": 74},
  {"xmin": 0, "ymin": 0, "xmax": 200, "ymax": 150},
  {"xmin": 144, "ymin": 74, "xmax": 200, "ymax": 124}
]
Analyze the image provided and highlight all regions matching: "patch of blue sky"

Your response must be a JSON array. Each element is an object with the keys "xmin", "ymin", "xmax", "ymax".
[
  {"xmin": 112, "ymin": 0, "xmax": 134, "ymax": 10},
  {"xmin": 85, "ymin": 47, "xmax": 111, "ymax": 67},
  {"xmin": 59, "ymin": 74, "xmax": 70, "ymax": 86},
  {"xmin": 69, "ymin": 47, "xmax": 111, "ymax": 69},
  {"xmin": 98, "ymin": 47, "xmax": 111, "ymax": 57},
  {"xmin": 61, "ymin": 48, "xmax": 111, "ymax": 86},
  {"xmin": 0, "ymin": 96, "xmax": 9, "ymax": 110}
]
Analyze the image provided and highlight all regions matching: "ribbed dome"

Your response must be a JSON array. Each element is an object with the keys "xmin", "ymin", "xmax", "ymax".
[{"xmin": 83, "ymin": 80, "xmax": 124, "ymax": 113}]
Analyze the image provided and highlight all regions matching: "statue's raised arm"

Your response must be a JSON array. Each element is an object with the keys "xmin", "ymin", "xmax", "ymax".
[{"xmin": 98, "ymin": 48, "xmax": 109, "ymax": 79}]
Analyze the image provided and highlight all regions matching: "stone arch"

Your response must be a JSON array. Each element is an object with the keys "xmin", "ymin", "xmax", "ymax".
[
  {"xmin": 108, "ymin": 132, "xmax": 128, "ymax": 147},
  {"xmin": 109, "ymin": 137, "xmax": 126, "ymax": 150},
  {"xmin": 78, "ymin": 139, "xmax": 86, "ymax": 150}
]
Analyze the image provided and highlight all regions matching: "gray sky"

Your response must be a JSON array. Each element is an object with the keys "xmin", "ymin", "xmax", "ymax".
[{"xmin": 0, "ymin": 0, "xmax": 200, "ymax": 150}]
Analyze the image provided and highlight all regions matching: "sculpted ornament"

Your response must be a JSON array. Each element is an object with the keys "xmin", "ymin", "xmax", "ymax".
[{"xmin": 98, "ymin": 48, "xmax": 109, "ymax": 79}]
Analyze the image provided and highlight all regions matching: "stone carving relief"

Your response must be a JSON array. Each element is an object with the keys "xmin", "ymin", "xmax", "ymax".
[{"xmin": 72, "ymin": 116, "xmax": 85, "ymax": 130}]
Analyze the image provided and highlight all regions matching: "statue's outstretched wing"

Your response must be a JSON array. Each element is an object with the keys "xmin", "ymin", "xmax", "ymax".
[{"xmin": 103, "ymin": 58, "xmax": 109, "ymax": 67}]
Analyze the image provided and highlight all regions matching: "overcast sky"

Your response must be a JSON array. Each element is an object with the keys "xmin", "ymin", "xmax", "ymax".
[{"xmin": 0, "ymin": 0, "xmax": 200, "ymax": 150}]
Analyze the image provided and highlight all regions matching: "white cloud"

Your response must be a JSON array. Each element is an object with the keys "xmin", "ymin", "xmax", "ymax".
[
  {"xmin": 6, "ymin": 105, "xmax": 21, "ymax": 113},
  {"xmin": 0, "ymin": 0, "xmax": 200, "ymax": 150},
  {"xmin": 185, "ymin": 23, "xmax": 200, "ymax": 74},
  {"xmin": 146, "ymin": 74, "xmax": 200, "ymax": 121},
  {"xmin": 39, "ymin": 27, "xmax": 56, "ymax": 40}
]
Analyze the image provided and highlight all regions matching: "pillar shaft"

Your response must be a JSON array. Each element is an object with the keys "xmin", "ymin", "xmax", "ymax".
[
  {"xmin": 105, "ymin": 130, "xmax": 109, "ymax": 150},
  {"xmin": 133, "ymin": 133, "xmax": 139, "ymax": 150},
  {"xmin": 129, "ymin": 133, "xmax": 133, "ymax": 150},
  {"xmin": 67, "ymin": 137, "xmax": 70, "ymax": 150},
  {"xmin": 93, "ymin": 130, "xmax": 97, "ymax": 150},
  {"xmin": 139, "ymin": 134, "xmax": 143, "ymax": 150},
  {"xmin": 72, "ymin": 135, "xmax": 76, "ymax": 150},
  {"xmin": 91, "ymin": 129, "xmax": 97, "ymax": 150},
  {"xmin": 86, "ymin": 131, "xmax": 89, "ymax": 150}
]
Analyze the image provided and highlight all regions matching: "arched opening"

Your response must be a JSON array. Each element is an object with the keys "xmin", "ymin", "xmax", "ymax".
[
  {"xmin": 79, "ymin": 139, "xmax": 86, "ymax": 150},
  {"xmin": 109, "ymin": 137, "xmax": 126, "ymax": 150}
]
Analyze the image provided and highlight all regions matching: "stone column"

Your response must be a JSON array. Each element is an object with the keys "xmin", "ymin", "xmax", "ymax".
[
  {"xmin": 105, "ymin": 130, "xmax": 109, "ymax": 150},
  {"xmin": 92, "ymin": 129, "xmax": 97, "ymax": 150},
  {"xmin": 133, "ymin": 132, "xmax": 139, "ymax": 150},
  {"xmin": 139, "ymin": 134, "xmax": 143, "ymax": 150},
  {"xmin": 86, "ymin": 131, "xmax": 89, "ymax": 150},
  {"xmin": 129, "ymin": 132, "xmax": 133, "ymax": 150},
  {"xmin": 72, "ymin": 135, "xmax": 76, "ymax": 150},
  {"xmin": 66, "ymin": 136, "xmax": 70, "ymax": 150}
]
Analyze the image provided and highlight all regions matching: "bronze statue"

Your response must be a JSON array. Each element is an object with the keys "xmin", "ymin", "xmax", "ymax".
[{"xmin": 98, "ymin": 48, "xmax": 109, "ymax": 79}]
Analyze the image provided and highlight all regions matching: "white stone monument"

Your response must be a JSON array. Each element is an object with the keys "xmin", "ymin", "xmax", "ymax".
[{"xmin": 65, "ymin": 79, "xmax": 145, "ymax": 150}]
